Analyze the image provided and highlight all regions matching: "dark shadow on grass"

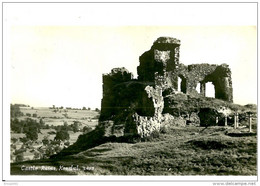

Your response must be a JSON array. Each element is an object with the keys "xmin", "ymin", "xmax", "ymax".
[
  {"xmin": 226, "ymin": 132, "xmax": 257, "ymax": 137},
  {"xmin": 50, "ymin": 125, "xmax": 140, "ymax": 160},
  {"xmin": 187, "ymin": 140, "xmax": 228, "ymax": 150}
]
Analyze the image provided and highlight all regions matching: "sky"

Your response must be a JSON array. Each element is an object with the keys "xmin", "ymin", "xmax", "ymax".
[{"xmin": 4, "ymin": 3, "xmax": 257, "ymax": 109}]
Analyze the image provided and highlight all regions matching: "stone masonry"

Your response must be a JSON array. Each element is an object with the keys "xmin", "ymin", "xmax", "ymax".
[{"xmin": 99, "ymin": 37, "xmax": 233, "ymax": 138}]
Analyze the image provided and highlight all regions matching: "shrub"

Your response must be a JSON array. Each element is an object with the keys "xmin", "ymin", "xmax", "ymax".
[
  {"xmin": 26, "ymin": 113, "xmax": 31, "ymax": 117},
  {"xmin": 20, "ymin": 137, "xmax": 29, "ymax": 143},
  {"xmin": 25, "ymin": 126, "xmax": 38, "ymax": 141},
  {"xmin": 42, "ymin": 136, "xmax": 49, "ymax": 145},
  {"xmin": 71, "ymin": 121, "xmax": 80, "ymax": 133},
  {"xmin": 55, "ymin": 130, "xmax": 70, "ymax": 141},
  {"xmin": 11, "ymin": 137, "xmax": 18, "ymax": 143}
]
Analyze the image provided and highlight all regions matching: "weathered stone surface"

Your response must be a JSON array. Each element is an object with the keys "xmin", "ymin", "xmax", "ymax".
[
  {"xmin": 99, "ymin": 37, "xmax": 234, "ymax": 138},
  {"xmin": 137, "ymin": 37, "xmax": 181, "ymax": 84}
]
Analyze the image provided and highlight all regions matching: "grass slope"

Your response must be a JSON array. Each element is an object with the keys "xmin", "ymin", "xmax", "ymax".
[{"xmin": 11, "ymin": 125, "xmax": 256, "ymax": 175}]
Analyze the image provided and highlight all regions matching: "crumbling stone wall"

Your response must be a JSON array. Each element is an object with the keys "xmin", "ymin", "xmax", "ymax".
[
  {"xmin": 137, "ymin": 37, "xmax": 180, "ymax": 90},
  {"xmin": 99, "ymin": 37, "xmax": 234, "ymax": 138},
  {"xmin": 172, "ymin": 63, "xmax": 233, "ymax": 102},
  {"xmin": 137, "ymin": 37, "xmax": 233, "ymax": 102}
]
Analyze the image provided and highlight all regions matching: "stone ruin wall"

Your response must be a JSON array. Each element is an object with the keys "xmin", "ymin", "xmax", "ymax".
[{"xmin": 99, "ymin": 37, "xmax": 233, "ymax": 138}]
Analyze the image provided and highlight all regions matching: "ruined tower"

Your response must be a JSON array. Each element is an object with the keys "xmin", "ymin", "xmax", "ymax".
[
  {"xmin": 99, "ymin": 37, "xmax": 234, "ymax": 138},
  {"xmin": 137, "ymin": 37, "xmax": 181, "ymax": 90}
]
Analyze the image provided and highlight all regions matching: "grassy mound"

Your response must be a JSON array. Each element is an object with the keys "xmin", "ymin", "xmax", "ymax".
[{"xmin": 11, "ymin": 125, "xmax": 257, "ymax": 175}]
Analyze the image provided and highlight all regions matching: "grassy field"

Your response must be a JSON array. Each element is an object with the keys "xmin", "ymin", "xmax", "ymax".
[
  {"xmin": 11, "ymin": 125, "xmax": 257, "ymax": 175},
  {"xmin": 19, "ymin": 107, "xmax": 99, "ymax": 128},
  {"xmin": 12, "ymin": 107, "xmax": 100, "ymax": 143}
]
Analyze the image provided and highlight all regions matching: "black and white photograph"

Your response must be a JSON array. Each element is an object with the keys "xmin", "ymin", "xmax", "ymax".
[{"xmin": 2, "ymin": 2, "xmax": 258, "ymax": 185}]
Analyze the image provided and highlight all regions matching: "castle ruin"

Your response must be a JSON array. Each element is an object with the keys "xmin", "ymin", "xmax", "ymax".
[{"xmin": 99, "ymin": 37, "xmax": 233, "ymax": 138}]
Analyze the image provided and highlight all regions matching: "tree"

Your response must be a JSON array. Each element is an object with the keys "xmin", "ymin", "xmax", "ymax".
[
  {"xmin": 11, "ymin": 118, "xmax": 23, "ymax": 133},
  {"xmin": 39, "ymin": 118, "xmax": 45, "ymax": 128},
  {"xmin": 26, "ymin": 113, "xmax": 31, "ymax": 117},
  {"xmin": 72, "ymin": 121, "xmax": 80, "ymax": 133},
  {"xmin": 55, "ymin": 130, "xmax": 70, "ymax": 141},
  {"xmin": 20, "ymin": 137, "xmax": 29, "ymax": 143},
  {"xmin": 82, "ymin": 107, "xmax": 87, "ymax": 110},
  {"xmin": 25, "ymin": 126, "xmax": 38, "ymax": 141},
  {"xmin": 45, "ymin": 124, "xmax": 50, "ymax": 129},
  {"xmin": 10, "ymin": 104, "xmax": 24, "ymax": 118},
  {"xmin": 42, "ymin": 136, "xmax": 49, "ymax": 145}
]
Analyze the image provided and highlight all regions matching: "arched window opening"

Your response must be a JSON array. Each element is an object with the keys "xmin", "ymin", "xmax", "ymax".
[{"xmin": 205, "ymin": 82, "xmax": 215, "ymax": 98}]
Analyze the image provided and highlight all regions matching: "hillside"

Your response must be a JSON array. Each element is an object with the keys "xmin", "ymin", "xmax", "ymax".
[
  {"xmin": 11, "ymin": 124, "xmax": 256, "ymax": 175},
  {"xmin": 10, "ymin": 96, "xmax": 257, "ymax": 175},
  {"xmin": 10, "ymin": 93, "xmax": 257, "ymax": 176}
]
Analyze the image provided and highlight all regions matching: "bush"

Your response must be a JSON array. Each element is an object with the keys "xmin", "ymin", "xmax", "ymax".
[
  {"xmin": 25, "ymin": 126, "xmax": 38, "ymax": 141},
  {"xmin": 20, "ymin": 137, "xmax": 29, "ymax": 143},
  {"xmin": 55, "ymin": 130, "xmax": 70, "ymax": 141},
  {"xmin": 71, "ymin": 121, "xmax": 80, "ymax": 133},
  {"xmin": 26, "ymin": 113, "xmax": 31, "ymax": 117},
  {"xmin": 11, "ymin": 137, "xmax": 18, "ymax": 143},
  {"xmin": 42, "ymin": 136, "xmax": 49, "ymax": 145}
]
